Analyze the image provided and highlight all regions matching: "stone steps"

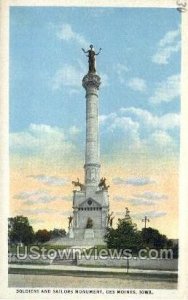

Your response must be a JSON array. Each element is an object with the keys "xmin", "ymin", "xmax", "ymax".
[
  {"xmin": 51, "ymin": 248, "xmax": 77, "ymax": 265},
  {"xmin": 45, "ymin": 237, "xmax": 105, "ymax": 246}
]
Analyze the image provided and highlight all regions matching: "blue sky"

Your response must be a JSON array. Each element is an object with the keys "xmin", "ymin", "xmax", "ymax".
[{"xmin": 10, "ymin": 7, "xmax": 180, "ymax": 158}]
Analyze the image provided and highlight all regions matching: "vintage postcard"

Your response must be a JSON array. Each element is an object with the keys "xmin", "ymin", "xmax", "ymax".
[{"xmin": 0, "ymin": 0, "xmax": 188, "ymax": 299}]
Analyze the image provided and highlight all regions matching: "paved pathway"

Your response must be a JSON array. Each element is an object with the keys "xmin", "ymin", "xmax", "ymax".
[
  {"xmin": 9, "ymin": 263, "xmax": 177, "ymax": 275},
  {"xmin": 9, "ymin": 273, "xmax": 177, "ymax": 289}
]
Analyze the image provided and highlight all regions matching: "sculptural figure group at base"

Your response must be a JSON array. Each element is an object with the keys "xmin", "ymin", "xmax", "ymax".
[
  {"xmin": 107, "ymin": 212, "xmax": 114, "ymax": 227},
  {"xmin": 68, "ymin": 215, "xmax": 73, "ymax": 229},
  {"xmin": 98, "ymin": 177, "xmax": 110, "ymax": 190},
  {"xmin": 72, "ymin": 178, "xmax": 85, "ymax": 191}
]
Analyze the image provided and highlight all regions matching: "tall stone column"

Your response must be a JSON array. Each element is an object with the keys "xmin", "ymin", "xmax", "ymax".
[{"xmin": 82, "ymin": 73, "xmax": 101, "ymax": 190}]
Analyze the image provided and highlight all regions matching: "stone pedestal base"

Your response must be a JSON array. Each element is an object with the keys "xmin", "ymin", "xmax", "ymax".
[
  {"xmin": 84, "ymin": 228, "xmax": 94, "ymax": 239},
  {"xmin": 68, "ymin": 228, "xmax": 74, "ymax": 239}
]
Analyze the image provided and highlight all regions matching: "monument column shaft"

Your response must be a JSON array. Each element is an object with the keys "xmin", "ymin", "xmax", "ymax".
[
  {"xmin": 85, "ymin": 87, "xmax": 99, "ymax": 165},
  {"xmin": 82, "ymin": 73, "xmax": 101, "ymax": 188}
]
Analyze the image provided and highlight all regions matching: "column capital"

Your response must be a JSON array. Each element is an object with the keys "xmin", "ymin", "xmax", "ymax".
[{"xmin": 82, "ymin": 73, "xmax": 101, "ymax": 90}]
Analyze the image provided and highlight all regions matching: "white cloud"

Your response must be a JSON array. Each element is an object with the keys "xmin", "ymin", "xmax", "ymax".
[
  {"xmin": 116, "ymin": 63, "xmax": 129, "ymax": 75},
  {"xmin": 69, "ymin": 126, "xmax": 81, "ymax": 136},
  {"xmin": 56, "ymin": 23, "xmax": 89, "ymax": 48},
  {"xmin": 115, "ymin": 63, "xmax": 129, "ymax": 83},
  {"xmin": 159, "ymin": 29, "xmax": 180, "ymax": 47},
  {"xmin": 14, "ymin": 190, "xmax": 57, "ymax": 204},
  {"xmin": 10, "ymin": 123, "xmax": 76, "ymax": 161},
  {"xmin": 129, "ymin": 191, "xmax": 168, "ymax": 207},
  {"xmin": 110, "ymin": 116, "xmax": 140, "ymax": 147},
  {"xmin": 125, "ymin": 177, "xmax": 156, "ymax": 186},
  {"xmin": 152, "ymin": 28, "xmax": 180, "ymax": 64},
  {"xmin": 129, "ymin": 198, "xmax": 154, "ymax": 206},
  {"xmin": 14, "ymin": 189, "xmax": 72, "ymax": 206},
  {"xmin": 149, "ymin": 74, "xmax": 180, "ymax": 104},
  {"xmin": 113, "ymin": 210, "xmax": 166, "ymax": 219},
  {"xmin": 158, "ymin": 113, "xmax": 180, "ymax": 130},
  {"xmin": 148, "ymin": 130, "xmax": 175, "ymax": 150},
  {"xmin": 134, "ymin": 191, "xmax": 168, "ymax": 200},
  {"xmin": 101, "ymin": 73, "xmax": 109, "ymax": 87},
  {"xmin": 51, "ymin": 64, "xmax": 108, "ymax": 91},
  {"xmin": 14, "ymin": 190, "xmax": 42, "ymax": 200},
  {"xmin": 127, "ymin": 77, "xmax": 147, "ymax": 92},
  {"xmin": 59, "ymin": 211, "xmax": 73, "ymax": 216},
  {"xmin": 151, "ymin": 211, "xmax": 167, "ymax": 218},
  {"xmin": 100, "ymin": 107, "xmax": 179, "ymax": 155},
  {"xmin": 28, "ymin": 175, "xmax": 69, "ymax": 186},
  {"xmin": 133, "ymin": 210, "xmax": 167, "ymax": 220},
  {"xmin": 99, "ymin": 113, "xmax": 117, "ymax": 125},
  {"xmin": 112, "ymin": 177, "xmax": 126, "ymax": 185},
  {"xmin": 120, "ymin": 107, "xmax": 180, "ymax": 130},
  {"xmin": 100, "ymin": 112, "xmax": 140, "ymax": 148},
  {"xmin": 17, "ymin": 208, "xmax": 59, "ymax": 215},
  {"xmin": 60, "ymin": 195, "xmax": 72, "ymax": 202},
  {"xmin": 109, "ymin": 116, "xmax": 139, "ymax": 133},
  {"xmin": 113, "ymin": 196, "xmax": 127, "ymax": 202},
  {"xmin": 52, "ymin": 64, "xmax": 83, "ymax": 90},
  {"xmin": 112, "ymin": 177, "xmax": 155, "ymax": 186},
  {"xmin": 152, "ymin": 43, "xmax": 180, "ymax": 65}
]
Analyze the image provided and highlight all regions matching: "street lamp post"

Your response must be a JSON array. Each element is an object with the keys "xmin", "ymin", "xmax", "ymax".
[{"xmin": 142, "ymin": 216, "xmax": 150, "ymax": 229}]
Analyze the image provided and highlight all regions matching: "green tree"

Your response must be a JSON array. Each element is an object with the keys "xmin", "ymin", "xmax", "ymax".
[
  {"xmin": 50, "ymin": 228, "xmax": 66, "ymax": 239},
  {"xmin": 141, "ymin": 227, "xmax": 168, "ymax": 250},
  {"xmin": 104, "ymin": 213, "xmax": 173, "ymax": 255},
  {"xmin": 9, "ymin": 216, "xmax": 35, "ymax": 245},
  {"xmin": 35, "ymin": 229, "xmax": 51, "ymax": 243},
  {"xmin": 105, "ymin": 217, "xmax": 142, "ymax": 253}
]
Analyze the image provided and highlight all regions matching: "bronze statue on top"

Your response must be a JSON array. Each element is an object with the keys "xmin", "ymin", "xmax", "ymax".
[{"xmin": 82, "ymin": 45, "xmax": 102, "ymax": 73}]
